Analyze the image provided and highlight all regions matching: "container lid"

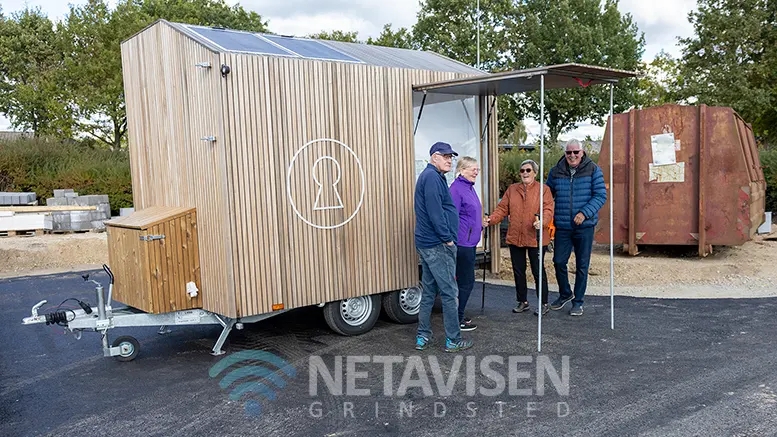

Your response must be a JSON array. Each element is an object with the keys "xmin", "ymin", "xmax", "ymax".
[{"xmin": 106, "ymin": 206, "xmax": 195, "ymax": 230}]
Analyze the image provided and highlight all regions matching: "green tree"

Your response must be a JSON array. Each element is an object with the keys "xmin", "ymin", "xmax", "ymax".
[
  {"xmin": 413, "ymin": 0, "xmax": 515, "ymax": 141},
  {"xmin": 678, "ymin": 0, "xmax": 777, "ymax": 146},
  {"xmin": 137, "ymin": 0, "xmax": 268, "ymax": 31},
  {"xmin": 0, "ymin": 8, "xmax": 74, "ymax": 137},
  {"xmin": 504, "ymin": 119, "xmax": 527, "ymax": 145},
  {"xmin": 508, "ymin": 0, "xmax": 645, "ymax": 145},
  {"xmin": 413, "ymin": 0, "xmax": 513, "ymax": 71},
  {"xmin": 366, "ymin": 24, "xmax": 415, "ymax": 49},
  {"xmin": 636, "ymin": 50, "xmax": 682, "ymax": 108},
  {"xmin": 63, "ymin": 0, "xmax": 145, "ymax": 150},
  {"xmin": 62, "ymin": 0, "xmax": 269, "ymax": 149},
  {"xmin": 308, "ymin": 30, "xmax": 359, "ymax": 43}
]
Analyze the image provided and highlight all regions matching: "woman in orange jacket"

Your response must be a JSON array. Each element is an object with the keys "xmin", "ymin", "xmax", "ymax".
[{"xmin": 486, "ymin": 159, "xmax": 554, "ymax": 315}]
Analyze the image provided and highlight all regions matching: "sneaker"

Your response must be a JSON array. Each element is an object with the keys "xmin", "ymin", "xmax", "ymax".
[
  {"xmin": 444, "ymin": 338, "xmax": 473, "ymax": 352},
  {"xmin": 550, "ymin": 295, "xmax": 574, "ymax": 311},
  {"xmin": 460, "ymin": 318, "xmax": 477, "ymax": 332},
  {"xmin": 512, "ymin": 301, "xmax": 530, "ymax": 313},
  {"xmin": 569, "ymin": 303, "xmax": 583, "ymax": 316},
  {"xmin": 415, "ymin": 335, "xmax": 430, "ymax": 351},
  {"xmin": 533, "ymin": 304, "xmax": 549, "ymax": 316}
]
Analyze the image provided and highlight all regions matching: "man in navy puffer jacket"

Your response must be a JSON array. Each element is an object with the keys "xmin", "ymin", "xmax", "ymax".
[{"xmin": 546, "ymin": 139, "xmax": 607, "ymax": 316}]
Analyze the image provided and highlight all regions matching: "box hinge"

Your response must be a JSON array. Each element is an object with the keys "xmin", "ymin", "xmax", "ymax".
[{"xmin": 140, "ymin": 235, "xmax": 165, "ymax": 242}]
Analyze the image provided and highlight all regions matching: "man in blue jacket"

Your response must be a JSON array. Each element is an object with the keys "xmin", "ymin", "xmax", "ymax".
[
  {"xmin": 546, "ymin": 139, "xmax": 607, "ymax": 316},
  {"xmin": 414, "ymin": 142, "xmax": 473, "ymax": 352}
]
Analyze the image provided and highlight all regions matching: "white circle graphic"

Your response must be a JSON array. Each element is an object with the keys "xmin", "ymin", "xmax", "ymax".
[{"xmin": 287, "ymin": 138, "xmax": 365, "ymax": 230}]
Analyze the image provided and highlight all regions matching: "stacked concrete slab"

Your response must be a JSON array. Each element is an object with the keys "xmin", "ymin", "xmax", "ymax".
[
  {"xmin": 0, "ymin": 192, "xmax": 37, "ymax": 205},
  {"xmin": 46, "ymin": 189, "xmax": 111, "ymax": 231}
]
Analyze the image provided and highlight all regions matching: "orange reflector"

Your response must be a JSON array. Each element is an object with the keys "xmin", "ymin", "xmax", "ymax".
[{"xmin": 272, "ymin": 303, "xmax": 284, "ymax": 311}]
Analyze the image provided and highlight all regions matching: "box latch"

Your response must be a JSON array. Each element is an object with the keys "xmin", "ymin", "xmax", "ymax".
[{"xmin": 139, "ymin": 235, "xmax": 165, "ymax": 242}]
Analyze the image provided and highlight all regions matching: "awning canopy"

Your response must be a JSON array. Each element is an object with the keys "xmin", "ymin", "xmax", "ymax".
[{"xmin": 413, "ymin": 63, "xmax": 639, "ymax": 96}]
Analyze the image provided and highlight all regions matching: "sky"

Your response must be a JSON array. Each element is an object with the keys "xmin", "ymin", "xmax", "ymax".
[{"xmin": 0, "ymin": 0, "xmax": 698, "ymax": 139}]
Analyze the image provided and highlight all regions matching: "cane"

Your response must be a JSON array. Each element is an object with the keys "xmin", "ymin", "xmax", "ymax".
[
  {"xmin": 534, "ymin": 214, "xmax": 541, "ymax": 244},
  {"xmin": 481, "ymin": 212, "xmax": 490, "ymax": 313}
]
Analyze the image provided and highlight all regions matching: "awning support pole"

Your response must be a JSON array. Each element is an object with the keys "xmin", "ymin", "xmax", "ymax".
[
  {"xmin": 537, "ymin": 74, "xmax": 545, "ymax": 353},
  {"xmin": 480, "ymin": 95, "xmax": 496, "ymax": 313},
  {"xmin": 480, "ymin": 96, "xmax": 497, "ymax": 143},
  {"xmin": 609, "ymin": 83, "xmax": 615, "ymax": 330},
  {"xmin": 413, "ymin": 92, "xmax": 427, "ymax": 136}
]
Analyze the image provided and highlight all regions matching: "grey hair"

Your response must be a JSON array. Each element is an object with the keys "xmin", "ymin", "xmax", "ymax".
[
  {"xmin": 520, "ymin": 159, "xmax": 538, "ymax": 173},
  {"xmin": 566, "ymin": 139, "xmax": 582, "ymax": 150},
  {"xmin": 455, "ymin": 156, "xmax": 478, "ymax": 176}
]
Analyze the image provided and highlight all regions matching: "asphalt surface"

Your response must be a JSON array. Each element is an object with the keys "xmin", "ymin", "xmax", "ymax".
[{"xmin": 2, "ymin": 270, "xmax": 777, "ymax": 437}]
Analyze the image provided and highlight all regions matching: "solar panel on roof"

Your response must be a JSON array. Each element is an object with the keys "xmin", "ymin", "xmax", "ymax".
[
  {"xmin": 261, "ymin": 35, "xmax": 362, "ymax": 63},
  {"xmin": 188, "ymin": 26, "xmax": 295, "ymax": 56}
]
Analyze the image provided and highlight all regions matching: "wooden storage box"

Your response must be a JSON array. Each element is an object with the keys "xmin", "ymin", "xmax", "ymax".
[{"xmin": 106, "ymin": 206, "xmax": 202, "ymax": 314}]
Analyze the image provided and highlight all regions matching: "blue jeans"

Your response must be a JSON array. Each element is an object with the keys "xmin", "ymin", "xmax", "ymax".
[
  {"xmin": 455, "ymin": 246, "xmax": 476, "ymax": 323},
  {"xmin": 553, "ymin": 227, "xmax": 595, "ymax": 305},
  {"xmin": 417, "ymin": 244, "xmax": 461, "ymax": 342}
]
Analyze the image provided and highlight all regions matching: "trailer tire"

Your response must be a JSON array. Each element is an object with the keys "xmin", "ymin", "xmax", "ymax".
[
  {"xmin": 323, "ymin": 295, "xmax": 381, "ymax": 336},
  {"xmin": 112, "ymin": 335, "xmax": 140, "ymax": 362},
  {"xmin": 382, "ymin": 286, "xmax": 421, "ymax": 324}
]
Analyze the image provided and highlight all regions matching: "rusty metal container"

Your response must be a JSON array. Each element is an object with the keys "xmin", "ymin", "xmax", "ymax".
[{"xmin": 596, "ymin": 104, "xmax": 766, "ymax": 256}]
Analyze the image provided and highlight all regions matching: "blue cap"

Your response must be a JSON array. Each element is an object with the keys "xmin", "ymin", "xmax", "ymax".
[{"xmin": 429, "ymin": 142, "xmax": 458, "ymax": 156}]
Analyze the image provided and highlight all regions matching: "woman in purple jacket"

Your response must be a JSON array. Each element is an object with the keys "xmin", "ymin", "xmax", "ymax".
[{"xmin": 449, "ymin": 156, "xmax": 483, "ymax": 331}]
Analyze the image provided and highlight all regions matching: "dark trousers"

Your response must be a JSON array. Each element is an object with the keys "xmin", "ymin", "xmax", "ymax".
[
  {"xmin": 553, "ymin": 227, "xmax": 595, "ymax": 304},
  {"xmin": 455, "ymin": 245, "xmax": 476, "ymax": 323},
  {"xmin": 508, "ymin": 245, "xmax": 550, "ymax": 305}
]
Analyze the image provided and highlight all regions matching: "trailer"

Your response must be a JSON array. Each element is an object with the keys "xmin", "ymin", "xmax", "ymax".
[{"xmin": 22, "ymin": 20, "xmax": 502, "ymax": 360}]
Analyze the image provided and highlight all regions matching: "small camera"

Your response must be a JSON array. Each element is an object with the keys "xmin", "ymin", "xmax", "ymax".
[{"xmin": 220, "ymin": 64, "xmax": 231, "ymax": 78}]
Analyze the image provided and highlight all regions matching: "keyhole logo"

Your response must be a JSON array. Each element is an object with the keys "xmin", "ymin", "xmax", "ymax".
[
  {"xmin": 287, "ymin": 138, "xmax": 365, "ymax": 230},
  {"xmin": 312, "ymin": 156, "xmax": 344, "ymax": 211}
]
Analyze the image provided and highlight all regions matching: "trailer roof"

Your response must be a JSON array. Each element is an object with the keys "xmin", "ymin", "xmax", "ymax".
[
  {"xmin": 167, "ymin": 21, "xmax": 483, "ymax": 75},
  {"xmin": 413, "ymin": 64, "xmax": 639, "ymax": 95}
]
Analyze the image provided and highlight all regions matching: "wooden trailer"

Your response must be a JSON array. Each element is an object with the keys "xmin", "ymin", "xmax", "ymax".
[{"xmin": 110, "ymin": 20, "xmax": 500, "ymax": 335}]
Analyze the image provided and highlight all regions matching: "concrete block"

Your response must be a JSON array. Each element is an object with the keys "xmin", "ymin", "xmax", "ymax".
[
  {"xmin": 120, "ymin": 208, "xmax": 135, "ymax": 216},
  {"xmin": 90, "ymin": 220, "xmax": 106, "ymax": 231},
  {"xmin": 52, "ymin": 212, "xmax": 70, "ymax": 223},
  {"xmin": 96, "ymin": 205, "xmax": 111, "ymax": 219},
  {"xmin": 89, "ymin": 211, "xmax": 106, "ymax": 221},
  {"xmin": 70, "ymin": 211, "xmax": 91, "ymax": 222},
  {"xmin": 64, "ymin": 192, "xmax": 79, "ymax": 198},
  {"xmin": 69, "ymin": 221, "xmax": 93, "ymax": 231},
  {"xmin": 54, "ymin": 189, "xmax": 74, "ymax": 198},
  {"xmin": 0, "ymin": 192, "xmax": 36, "ymax": 205},
  {"xmin": 73, "ymin": 196, "xmax": 89, "ymax": 206},
  {"xmin": 46, "ymin": 197, "xmax": 68, "ymax": 206}
]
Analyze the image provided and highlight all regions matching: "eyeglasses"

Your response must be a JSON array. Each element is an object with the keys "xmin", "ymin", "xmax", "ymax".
[
  {"xmin": 565, "ymin": 150, "xmax": 582, "ymax": 156},
  {"xmin": 519, "ymin": 168, "xmax": 533, "ymax": 174},
  {"xmin": 435, "ymin": 153, "xmax": 454, "ymax": 160}
]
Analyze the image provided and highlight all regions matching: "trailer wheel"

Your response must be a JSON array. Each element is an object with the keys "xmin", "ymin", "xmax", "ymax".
[
  {"xmin": 112, "ymin": 336, "xmax": 140, "ymax": 362},
  {"xmin": 382, "ymin": 286, "xmax": 421, "ymax": 324},
  {"xmin": 323, "ymin": 295, "xmax": 381, "ymax": 336}
]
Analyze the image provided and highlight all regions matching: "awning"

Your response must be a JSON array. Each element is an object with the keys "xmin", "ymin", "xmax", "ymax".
[{"xmin": 413, "ymin": 63, "xmax": 639, "ymax": 96}]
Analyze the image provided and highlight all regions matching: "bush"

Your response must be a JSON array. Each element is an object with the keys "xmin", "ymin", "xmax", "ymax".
[
  {"xmin": 498, "ymin": 147, "xmax": 600, "ymax": 195},
  {"xmin": 0, "ymin": 137, "xmax": 132, "ymax": 215},
  {"xmin": 761, "ymin": 148, "xmax": 777, "ymax": 214}
]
